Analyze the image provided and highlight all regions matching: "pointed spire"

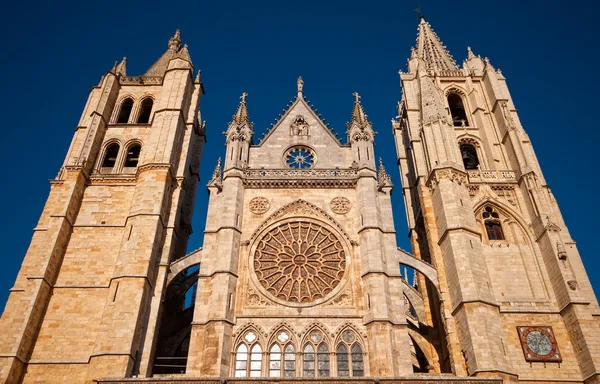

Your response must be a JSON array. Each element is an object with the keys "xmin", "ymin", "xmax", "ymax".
[
  {"xmin": 116, "ymin": 57, "xmax": 127, "ymax": 76},
  {"xmin": 377, "ymin": 158, "xmax": 393, "ymax": 190},
  {"xmin": 168, "ymin": 29, "xmax": 181, "ymax": 52},
  {"xmin": 232, "ymin": 92, "xmax": 250, "ymax": 124},
  {"xmin": 207, "ymin": 157, "xmax": 223, "ymax": 191},
  {"xmin": 195, "ymin": 70, "xmax": 201, "ymax": 83},
  {"xmin": 412, "ymin": 269, "xmax": 419, "ymax": 289},
  {"xmin": 414, "ymin": 18, "xmax": 458, "ymax": 71},
  {"xmin": 350, "ymin": 92, "xmax": 368, "ymax": 125}
]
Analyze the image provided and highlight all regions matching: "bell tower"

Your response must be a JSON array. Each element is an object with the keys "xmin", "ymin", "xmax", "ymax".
[
  {"xmin": 0, "ymin": 31, "xmax": 206, "ymax": 383},
  {"xmin": 393, "ymin": 17, "xmax": 600, "ymax": 383}
]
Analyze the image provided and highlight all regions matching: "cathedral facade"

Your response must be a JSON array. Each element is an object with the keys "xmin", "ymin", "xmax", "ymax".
[{"xmin": 0, "ymin": 17, "xmax": 599, "ymax": 384}]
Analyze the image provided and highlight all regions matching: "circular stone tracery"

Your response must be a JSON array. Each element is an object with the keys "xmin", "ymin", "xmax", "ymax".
[{"xmin": 253, "ymin": 221, "xmax": 346, "ymax": 304}]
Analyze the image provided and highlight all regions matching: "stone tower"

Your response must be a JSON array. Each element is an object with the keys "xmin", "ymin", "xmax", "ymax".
[
  {"xmin": 0, "ymin": 31, "xmax": 206, "ymax": 383},
  {"xmin": 393, "ymin": 17, "xmax": 600, "ymax": 383}
]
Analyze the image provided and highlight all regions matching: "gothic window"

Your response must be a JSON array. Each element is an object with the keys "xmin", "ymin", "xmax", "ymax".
[
  {"xmin": 250, "ymin": 344, "xmax": 262, "ymax": 377},
  {"xmin": 235, "ymin": 342, "xmax": 262, "ymax": 377},
  {"xmin": 317, "ymin": 343, "xmax": 330, "ymax": 377},
  {"xmin": 336, "ymin": 344, "xmax": 349, "ymax": 376},
  {"xmin": 269, "ymin": 331, "xmax": 295, "ymax": 377},
  {"xmin": 284, "ymin": 146, "xmax": 316, "ymax": 169},
  {"xmin": 117, "ymin": 98, "xmax": 134, "ymax": 124},
  {"xmin": 336, "ymin": 330, "xmax": 364, "ymax": 377},
  {"xmin": 460, "ymin": 143, "xmax": 479, "ymax": 170},
  {"xmin": 303, "ymin": 344, "xmax": 315, "ymax": 377},
  {"xmin": 351, "ymin": 344, "xmax": 364, "ymax": 376},
  {"xmin": 101, "ymin": 143, "xmax": 120, "ymax": 169},
  {"xmin": 284, "ymin": 344, "xmax": 296, "ymax": 377},
  {"xmin": 483, "ymin": 206, "xmax": 505, "ymax": 240},
  {"xmin": 137, "ymin": 98, "xmax": 153, "ymax": 124},
  {"xmin": 448, "ymin": 93, "xmax": 469, "ymax": 127},
  {"xmin": 269, "ymin": 344, "xmax": 281, "ymax": 377},
  {"xmin": 124, "ymin": 144, "xmax": 141, "ymax": 168},
  {"xmin": 235, "ymin": 344, "xmax": 249, "ymax": 377}
]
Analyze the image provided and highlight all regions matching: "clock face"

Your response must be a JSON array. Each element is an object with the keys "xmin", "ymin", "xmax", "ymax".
[
  {"xmin": 526, "ymin": 331, "xmax": 553, "ymax": 356},
  {"xmin": 517, "ymin": 326, "xmax": 562, "ymax": 362}
]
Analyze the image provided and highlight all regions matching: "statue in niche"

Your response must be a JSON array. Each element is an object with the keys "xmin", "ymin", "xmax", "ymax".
[{"xmin": 290, "ymin": 115, "xmax": 309, "ymax": 136}]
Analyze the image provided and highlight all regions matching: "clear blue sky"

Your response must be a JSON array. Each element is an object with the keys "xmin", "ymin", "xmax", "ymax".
[{"xmin": 0, "ymin": 0, "xmax": 598, "ymax": 310}]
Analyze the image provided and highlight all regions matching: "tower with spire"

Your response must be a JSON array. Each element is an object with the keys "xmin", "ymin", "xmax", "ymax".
[
  {"xmin": 393, "ymin": 17, "xmax": 600, "ymax": 383},
  {"xmin": 0, "ymin": 30, "xmax": 206, "ymax": 383}
]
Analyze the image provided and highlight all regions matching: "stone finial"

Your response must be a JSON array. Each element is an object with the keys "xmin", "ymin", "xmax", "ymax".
[
  {"xmin": 195, "ymin": 70, "xmax": 201, "ymax": 83},
  {"xmin": 297, "ymin": 76, "xmax": 304, "ymax": 95},
  {"xmin": 207, "ymin": 157, "xmax": 223, "ymax": 191},
  {"xmin": 377, "ymin": 158, "xmax": 393, "ymax": 190},
  {"xmin": 116, "ymin": 57, "xmax": 127, "ymax": 76},
  {"xmin": 467, "ymin": 46, "xmax": 475, "ymax": 59},
  {"xmin": 168, "ymin": 29, "xmax": 182, "ymax": 51}
]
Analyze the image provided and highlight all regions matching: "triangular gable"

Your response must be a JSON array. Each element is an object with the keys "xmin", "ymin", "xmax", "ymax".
[{"xmin": 255, "ymin": 95, "xmax": 343, "ymax": 147}]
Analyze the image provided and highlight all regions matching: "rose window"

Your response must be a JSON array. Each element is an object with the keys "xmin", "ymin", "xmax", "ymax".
[
  {"xmin": 285, "ymin": 146, "xmax": 316, "ymax": 169},
  {"xmin": 253, "ymin": 221, "xmax": 346, "ymax": 303}
]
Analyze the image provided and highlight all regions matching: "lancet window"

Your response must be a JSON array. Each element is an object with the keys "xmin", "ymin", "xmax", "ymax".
[
  {"xmin": 101, "ymin": 143, "xmax": 120, "ymax": 170},
  {"xmin": 483, "ymin": 206, "xmax": 505, "ymax": 240},
  {"xmin": 137, "ymin": 98, "xmax": 154, "ymax": 124},
  {"xmin": 269, "ymin": 330, "xmax": 296, "ymax": 377},
  {"xmin": 336, "ymin": 330, "xmax": 364, "ymax": 377},
  {"xmin": 116, "ymin": 98, "xmax": 134, "ymax": 124},
  {"xmin": 235, "ymin": 331, "xmax": 262, "ymax": 378},
  {"xmin": 448, "ymin": 93, "xmax": 469, "ymax": 127}
]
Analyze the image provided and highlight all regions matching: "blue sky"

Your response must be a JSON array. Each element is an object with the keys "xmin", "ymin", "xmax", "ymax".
[{"xmin": 0, "ymin": 0, "xmax": 598, "ymax": 310}]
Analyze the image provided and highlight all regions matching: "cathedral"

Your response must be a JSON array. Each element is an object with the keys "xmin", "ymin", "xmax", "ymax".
[{"xmin": 0, "ymin": 16, "xmax": 599, "ymax": 384}]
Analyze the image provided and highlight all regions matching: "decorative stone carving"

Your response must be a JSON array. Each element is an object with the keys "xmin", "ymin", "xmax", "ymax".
[
  {"xmin": 517, "ymin": 326, "xmax": 562, "ymax": 362},
  {"xmin": 253, "ymin": 220, "xmax": 346, "ymax": 304},
  {"xmin": 324, "ymin": 292, "xmax": 352, "ymax": 307},
  {"xmin": 330, "ymin": 197, "xmax": 351, "ymax": 215},
  {"xmin": 249, "ymin": 197, "xmax": 270, "ymax": 215},
  {"xmin": 567, "ymin": 280, "xmax": 578, "ymax": 291},
  {"xmin": 427, "ymin": 167, "xmax": 468, "ymax": 191},
  {"xmin": 246, "ymin": 287, "xmax": 270, "ymax": 307},
  {"xmin": 290, "ymin": 115, "xmax": 309, "ymax": 136}
]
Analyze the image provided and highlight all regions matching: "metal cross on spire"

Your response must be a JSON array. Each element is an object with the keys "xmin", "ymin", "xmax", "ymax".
[
  {"xmin": 352, "ymin": 92, "xmax": 361, "ymax": 103},
  {"xmin": 240, "ymin": 92, "xmax": 248, "ymax": 102}
]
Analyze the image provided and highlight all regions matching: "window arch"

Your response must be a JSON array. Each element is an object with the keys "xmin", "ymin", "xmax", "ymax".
[
  {"xmin": 234, "ymin": 329, "xmax": 262, "ymax": 377},
  {"xmin": 460, "ymin": 143, "xmax": 479, "ymax": 170},
  {"xmin": 268, "ymin": 329, "xmax": 296, "ymax": 377},
  {"xmin": 116, "ymin": 98, "xmax": 134, "ymax": 124},
  {"xmin": 483, "ymin": 206, "xmax": 505, "ymax": 240},
  {"xmin": 336, "ymin": 329, "xmax": 364, "ymax": 377},
  {"xmin": 137, "ymin": 98, "xmax": 153, "ymax": 124},
  {"xmin": 448, "ymin": 93, "xmax": 469, "ymax": 127},
  {"xmin": 301, "ymin": 328, "xmax": 330, "ymax": 377},
  {"xmin": 124, "ymin": 143, "xmax": 141, "ymax": 168},
  {"xmin": 101, "ymin": 143, "xmax": 120, "ymax": 170}
]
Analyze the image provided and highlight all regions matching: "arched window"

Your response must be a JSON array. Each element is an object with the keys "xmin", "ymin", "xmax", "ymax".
[
  {"xmin": 460, "ymin": 143, "xmax": 479, "ymax": 170},
  {"xmin": 137, "ymin": 98, "xmax": 153, "ymax": 124},
  {"xmin": 250, "ymin": 344, "xmax": 262, "ymax": 377},
  {"xmin": 269, "ymin": 330, "xmax": 296, "ymax": 377},
  {"xmin": 269, "ymin": 344, "xmax": 281, "ymax": 377},
  {"xmin": 124, "ymin": 144, "xmax": 141, "ymax": 168},
  {"xmin": 336, "ymin": 344, "xmax": 349, "ymax": 376},
  {"xmin": 448, "ymin": 93, "xmax": 469, "ymax": 127},
  {"xmin": 117, "ymin": 98, "xmax": 134, "ymax": 124},
  {"xmin": 336, "ymin": 330, "xmax": 364, "ymax": 377},
  {"xmin": 351, "ymin": 344, "xmax": 364, "ymax": 377},
  {"xmin": 101, "ymin": 143, "xmax": 120, "ymax": 169},
  {"xmin": 483, "ymin": 206, "xmax": 505, "ymax": 240},
  {"xmin": 284, "ymin": 344, "xmax": 296, "ymax": 377},
  {"xmin": 235, "ymin": 344, "xmax": 248, "ymax": 377},
  {"xmin": 303, "ymin": 344, "xmax": 315, "ymax": 377},
  {"xmin": 317, "ymin": 343, "xmax": 330, "ymax": 377}
]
